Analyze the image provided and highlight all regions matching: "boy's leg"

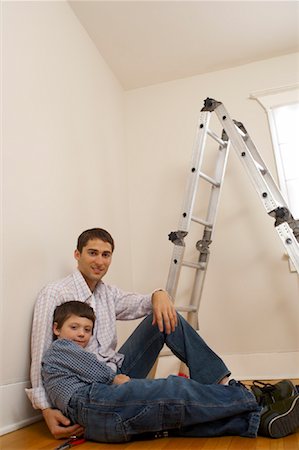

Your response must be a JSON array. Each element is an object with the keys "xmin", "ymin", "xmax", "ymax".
[
  {"xmin": 171, "ymin": 411, "xmax": 260, "ymax": 438},
  {"xmin": 75, "ymin": 377, "xmax": 260, "ymax": 443},
  {"xmin": 119, "ymin": 313, "xmax": 230, "ymax": 384}
]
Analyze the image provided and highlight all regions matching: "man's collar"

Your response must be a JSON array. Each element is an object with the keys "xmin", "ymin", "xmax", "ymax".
[{"xmin": 72, "ymin": 270, "xmax": 102, "ymax": 300}]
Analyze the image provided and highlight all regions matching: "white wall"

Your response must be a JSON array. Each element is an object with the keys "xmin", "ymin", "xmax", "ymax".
[
  {"xmin": 1, "ymin": 1, "xmax": 131, "ymax": 435},
  {"xmin": 125, "ymin": 53, "xmax": 299, "ymax": 380},
  {"xmin": 1, "ymin": 0, "xmax": 299, "ymax": 437}
]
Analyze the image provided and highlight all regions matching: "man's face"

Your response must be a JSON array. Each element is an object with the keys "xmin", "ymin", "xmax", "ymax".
[
  {"xmin": 74, "ymin": 238, "xmax": 113, "ymax": 291},
  {"xmin": 53, "ymin": 314, "xmax": 93, "ymax": 348}
]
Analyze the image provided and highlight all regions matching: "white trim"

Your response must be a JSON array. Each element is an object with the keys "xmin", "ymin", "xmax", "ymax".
[
  {"xmin": 0, "ymin": 415, "xmax": 42, "ymax": 437},
  {"xmin": 0, "ymin": 380, "xmax": 41, "ymax": 436},
  {"xmin": 221, "ymin": 351, "xmax": 299, "ymax": 381},
  {"xmin": 250, "ymin": 83, "xmax": 299, "ymax": 103},
  {"xmin": 156, "ymin": 351, "xmax": 299, "ymax": 381},
  {"xmin": 250, "ymin": 86, "xmax": 299, "ymax": 217},
  {"xmin": 250, "ymin": 85, "xmax": 299, "ymax": 111},
  {"xmin": 266, "ymin": 108, "xmax": 289, "ymax": 201}
]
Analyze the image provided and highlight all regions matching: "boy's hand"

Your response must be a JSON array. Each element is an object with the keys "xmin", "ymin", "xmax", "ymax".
[
  {"xmin": 112, "ymin": 374, "xmax": 131, "ymax": 385},
  {"xmin": 42, "ymin": 408, "xmax": 84, "ymax": 439}
]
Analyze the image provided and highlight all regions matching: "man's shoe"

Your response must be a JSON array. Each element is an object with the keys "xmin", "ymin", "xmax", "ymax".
[
  {"xmin": 259, "ymin": 394, "xmax": 299, "ymax": 438},
  {"xmin": 251, "ymin": 380, "xmax": 296, "ymax": 406}
]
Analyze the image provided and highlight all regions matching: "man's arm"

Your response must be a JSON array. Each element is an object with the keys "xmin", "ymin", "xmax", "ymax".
[
  {"xmin": 26, "ymin": 285, "xmax": 59, "ymax": 409},
  {"xmin": 26, "ymin": 285, "xmax": 83, "ymax": 439},
  {"xmin": 113, "ymin": 285, "xmax": 153, "ymax": 319},
  {"xmin": 151, "ymin": 289, "xmax": 177, "ymax": 334},
  {"xmin": 112, "ymin": 284, "xmax": 177, "ymax": 334},
  {"xmin": 42, "ymin": 409, "xmax": 84, "ymax": 440}
]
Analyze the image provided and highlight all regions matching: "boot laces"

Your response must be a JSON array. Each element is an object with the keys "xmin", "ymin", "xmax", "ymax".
[{"xmin": 253, "ymin": 380, "xmax": 276, "ymax": 406}]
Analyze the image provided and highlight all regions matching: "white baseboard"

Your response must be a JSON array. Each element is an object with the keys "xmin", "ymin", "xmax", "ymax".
[
  {"xmin": 0, "ymin": 415, "xmax": 42, "ymax": 437},
  {"xmin": 0, "ymin": 381, "xmax": 41, "ymax": 436},
  {"xmin": 156, "ymin": 350, "xmax": 299, "ymax": 380},
  {"xmin": 220, "ymin": 351, "xmax": 299, "ymax": 380}
]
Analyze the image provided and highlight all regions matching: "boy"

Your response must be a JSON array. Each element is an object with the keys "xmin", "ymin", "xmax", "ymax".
[{"xmin": 41, "ymin": 301, "xmax": 299, "ymax": 443}]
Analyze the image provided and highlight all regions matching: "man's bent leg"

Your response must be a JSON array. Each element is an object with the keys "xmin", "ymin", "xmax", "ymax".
[
  {"xmin": 165, "ymin": 313, "xmax": 230, "ymax": 384},
  {"xmin": 119, "ymin": 313, "xmax": 230, "ymax": 383},
  {"xmin": 119, "ymin": 314, "xmax": 165, "ymax": 378}
]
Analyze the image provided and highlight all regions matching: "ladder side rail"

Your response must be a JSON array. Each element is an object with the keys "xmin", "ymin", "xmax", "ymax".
[
  {"xmin": 186, "ymin": 237, "xmax": 210, "ymax": 329},
  {"xmin": 187, "ymin": 139, "xmax": 232, "ymax": 329},
  {"xmin": 166, "ymin": 245, "xmax": 185, "ymax": 298},
  {"xmin": 166, "ymin": 111, "xmax": 212, "ymax": 299},
  {"xmin": 275, "ymin": 223, "xmax": 299, "ymax": 273},
  {"xmin": 213, "ymin": 102, "xmax": 299, "ymax": 273},
  {"xmin": 178, "ymin": 111, "xmax": 213, "ymax": 232},
  {"xmin": 238, "ymin": 127, "xmax": 289, "ymax": 209},
  {"xmin": 205, "ymin": 136, "xmax": 231, "ymax": 227},
  {"xmin": 213, "ymin": 103, "xmax": 282, "ymax": 214}
]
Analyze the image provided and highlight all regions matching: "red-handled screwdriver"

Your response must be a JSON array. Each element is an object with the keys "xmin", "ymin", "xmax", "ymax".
[{"xmin": 55, "ymin": 435, "xmax": 86, "ymax": 450}]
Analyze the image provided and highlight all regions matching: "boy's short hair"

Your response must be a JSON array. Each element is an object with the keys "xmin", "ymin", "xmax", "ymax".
[
  {"xmin": 76, "ymin": 228, "xmax": 115, "ymax": 253},
  {"xmin": 53, "ymin": 301, "xmax": 96, "ymax": 335}
]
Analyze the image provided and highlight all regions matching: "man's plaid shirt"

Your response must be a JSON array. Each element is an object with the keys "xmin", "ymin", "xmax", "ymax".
[{"xmin": 26, "ymin": 270, "xmax": 152, "ymax": 410}]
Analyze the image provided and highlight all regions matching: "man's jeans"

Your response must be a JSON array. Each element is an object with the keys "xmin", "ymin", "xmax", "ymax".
[
  {"xmin": 66, "ymin": 314, "xmax": 261, "ymax": 442},
  {"xmin": 119, "ymin": 313, "xmax": 230, "ymax": 384},
  {"xmin": 67, "ymin": 379, "xmax": 261, "ymax": 442}
]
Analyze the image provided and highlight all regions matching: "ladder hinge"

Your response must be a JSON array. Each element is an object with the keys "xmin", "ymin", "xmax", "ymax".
[
  {"xmin": 201, "ymin": 97, "xmax": 222, "ymax": 112},
  {"xmin": 222, "ymin": 129, "xmax": 229, "ymax": 142},
  {"xmin": 196, "ymin": 238, "xmax": 212, "ymax": 254},
  {"xmin": 233, "ymin": 120, "xmax": 247, "ymax": 135},
  {"xmin": 168, "ymin": 230, "xmax": 188, "ymax": 246},
  {"xmin": 269, "ymin": 207, "xmax": 299, "ymax": 242}
]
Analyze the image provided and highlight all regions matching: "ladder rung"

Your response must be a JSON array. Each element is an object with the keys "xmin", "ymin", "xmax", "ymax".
[
  {"xmin": 207, "ymin": 129, "xmax": 226, "ymax": 147},
  {"xmin": 191, "ymin": 216, "xmax": 213, "ymax": 228},
  {"xmin": 176, "ymin": 305, "xmax": 198, "ymax": 312},
  {"xmin": 182, "ymin": 260, "xmax": 206, "ymax": 270},
  {"xmin": 199, "ymin": 171, "xmax": 220, "ymax": 187},
  {"xmin": 254, "ymin": 159, "xmax": 267, "ymax": 175}
]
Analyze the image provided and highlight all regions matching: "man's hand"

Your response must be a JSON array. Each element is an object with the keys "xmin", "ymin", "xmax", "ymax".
[
  {"xmin": 152, "ymin": 290, "xmax": 177, "ymax": 334},
  {"xmin": 113, "ymin": 374, "xmax": 131, "ymax": 385},
  {"xmin": 42, "ymin": 408, "xmax": 84, "ymax": 439}
]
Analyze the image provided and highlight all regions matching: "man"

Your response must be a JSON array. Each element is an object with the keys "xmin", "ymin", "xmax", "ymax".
[{"xmin": 26, "ymin": 228, "xmax": 239, "ymax": 438}]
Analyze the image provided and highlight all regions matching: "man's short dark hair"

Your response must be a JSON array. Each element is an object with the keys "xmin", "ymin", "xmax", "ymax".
[
  {"xmin": 53, "ymin": 301, "xmax": 96, "ymax": 337},
  {"xmin": 76, "ymin": 228, "xmax": 115, "ymax": 253}
]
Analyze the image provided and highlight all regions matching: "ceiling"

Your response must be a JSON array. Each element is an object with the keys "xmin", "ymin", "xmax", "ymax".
[{"xmin": 69, "ymin": 1, "xmax": 299, "ymax": 90}]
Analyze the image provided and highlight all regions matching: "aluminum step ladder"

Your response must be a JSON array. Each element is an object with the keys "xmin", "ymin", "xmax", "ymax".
[{"xmin": 166, "ymin": 98, "xmax": 299, "ymax": 331}]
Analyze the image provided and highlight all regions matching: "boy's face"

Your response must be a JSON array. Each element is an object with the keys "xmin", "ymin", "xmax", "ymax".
[
  {"xmin": 74, "ymin": 238, "xmax": 113, "ymax": 291},
  {"xmin": 53, "ymin": 314, "xmax": 93, "ymax": 348}
]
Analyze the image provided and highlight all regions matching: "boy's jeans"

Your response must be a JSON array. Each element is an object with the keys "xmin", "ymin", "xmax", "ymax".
[
  {"xmin": 119, "ymin": 313, "xmax": 230, "ymax": 384},
  {"xmin": 67, "ymin": 378, "xmax": 261, "ymax": 442},
  {"xmin": 67, "ymin": 314, "xmax": 260, "ymax": 442}
]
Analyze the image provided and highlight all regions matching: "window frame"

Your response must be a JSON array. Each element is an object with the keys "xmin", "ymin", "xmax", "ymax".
[{"xmin": 250, "ymin": 84, "xmax": 299, "ymax": 216}]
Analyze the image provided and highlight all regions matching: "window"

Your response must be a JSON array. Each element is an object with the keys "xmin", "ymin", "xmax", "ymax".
[
  {"xmin": 250, "ymin": 85, "xmax": 299, "ymax": 219},
  {"xmin": 270, "ymin": 103, "xmax": 299, "ymax": 218}
]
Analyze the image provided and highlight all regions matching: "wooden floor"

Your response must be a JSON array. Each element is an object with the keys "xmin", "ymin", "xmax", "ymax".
[
  {"xmin": 1, "ymin": 381, "xmax": 299, "ymax": 450},
  {"xmin": 1, "ymin": 420, "xmax": 299, "ymax": 450}
]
